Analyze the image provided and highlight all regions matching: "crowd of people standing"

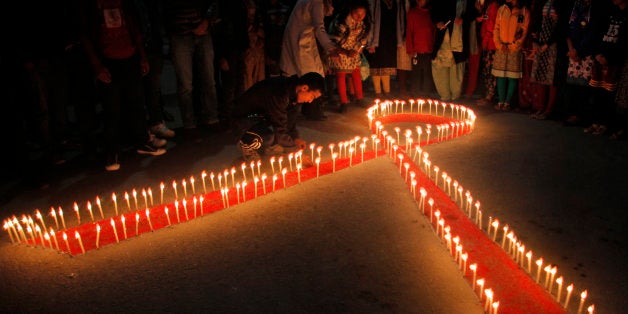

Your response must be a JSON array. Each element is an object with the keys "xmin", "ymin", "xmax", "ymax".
[{"xmin": 0, "ymin": 0, "xmax": 625, "ymax": 181}]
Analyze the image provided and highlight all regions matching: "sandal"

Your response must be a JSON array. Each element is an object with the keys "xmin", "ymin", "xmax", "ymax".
[
  {"xmin": 592, "ymin": 125, "xmax": 607, "ymax": 135},
  {"xmin": 584, "ymin": 124, "xmax": 599, "ymax": 133}
]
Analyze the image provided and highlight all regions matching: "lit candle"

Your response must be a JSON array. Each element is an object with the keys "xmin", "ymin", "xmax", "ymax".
[
  {"xmin": 112, "ymin": 192, "xmax": 119, "ymax": 216},
  {"xmin": 492, "ymin": 301, "xmax": 499, "ymax": 314},
  {"xmin": 224, "ymin": 187, "xmax": 230, "ymax": 207},
  {"xmin": 50, "ymin": 207, "xmax": 59, "ymax": 230},
  {"xmin": 587, "ymin": 305, "xmax": 595, "ymax": 314},
  {"xmin": 461, "ymin": 253, "xmax": 468, "ymax": 275},
  {"xmin": 97, "ymin": 196, "xmax": 105, "ymax": 218},
  {"xmin": 526, "ymin": 251, "xmax": 532, "ymax": 273},
  {"xmin": 332, "ymin": 153, "xmax": 337, "ymax": 172},
  {"xmin": 501, "ymin": 225, "xmax": 509, "ymax": 248},
  {"xmin": 35, "ymin": 225, "xmax": 44, "ymax": 246},
  {"xmin": 49, "ymin": 229, "xmax": 59, "ymax": 250},
  {"xmin": 241, "ymin": 183, "xmax": 247, "ymax": 202},
  {"xmin": 160, "ymin": 182, "xmax": 165, "ymax": 204},
  {"xmin": 174, "ymin": 200, "xmax": 180, "ymax": 223},
  {"xmin": 577, "ymin": 290, "xmax": 587, "ymax": 314},
  {"xmin": 549, "ymin": 266, "xmax": 557, "ymax": 292},
  {"xmin": 59, "ymin": 207, "xmax": 66, "ymax": 230},
  {"xmin": 250, "ymin": 160, "xmax": 256, "ymax": 179},
  {"xmin": 199, "ymin": 196, "xmax": 204, "ymax": 215},
  {"xmin": 62, "ymin": 232, "xmax": 70, "ymax": 253},
  {"xmin": 87, "ymin": 201, "xmax": 94, "ymax": 222},
  {"xmin": 477, "ymin": 278, "xmax": 485, "ymax": 299},
  {"xmin": 132, "ymin": 189, "xmax": 138, "ymax": 210},
  {"xmin": 190, "ymin": 176, "xmax": 196, "ymax": 195},
  {"xmin": 272, "ymin": 174, "xmax": 277, "ymax": 191},
  {"xmin": 124, "ymin": 191, "xmax": 131, "ymax": 212},
  {"xmin": 484, "ymin": 289, "xmax": 493, "ymax": 312},
  {"xmin": 536, "ymin": 258, "xmax": 543, "ymax": 283},
  {"xmin": 316, "ymin": 146, "xmax": 323, "ymax": 159},
  {"xmin": 75, "ymin": 231, "xmax": 85, "ymax": 254},
  {"xmin": 73, "ymin": 202, "xmax": 81, "ymax": 225},
  {"xmin": 183, "ymin": 199, "xmax": 189, "ymax": 220},
  {"xmin": 172, "ymin": 180, "xmax": 178, "ymax": 200},
  {"xmin": 470, "ymin": 263, "xmax": 477, "ymax": 288},
  {"xmin": 269, "ymin": 157, "xmax": 276, "ymax": 175},
  {"xmin": 556, "ymin": 276, "xmax": 564, "ymax": 302},
  {"xmin": 230, "ymin": 168, "xmax": 236, "ymax": 187},
  {"xmin": 110, "ymin": 218, "xmax": 119, "ymax": 243},
  {"xmin": 193, "ymin": 196, "xmax": 198, "ymax": 218},
  {"xmin": 146, "ymin": 209, "xmax": 153, "ymax": 231},
  {"xmin": 314, "ymin": 157, "xmax": 321, "ymax": 178},
  {"xmin": 296, "ymin": 164, "xmax": 302, "ymax": 183},
  {"xmin": 210, "ymin": 172, "xmax": 216, "ymax": 191},
  {"xmin": 349, "ymin": 147, "xmax": 354, "ymax": 166},
  {"xmin": 254, "ymin": 177, "xmax": 260, "ymax": 196},
  {"xmin": 35, "ymin": 209, "xmax": 47, "ymax": 233},
  {"xmin": 165, "ymin": 207, "xmax": 171, "ymax": 226},
  {"xmin": 121, "ymin": 215, "xmax": 127, "ymax": 239},
  {"xmin": 564, "ymin": 284, "xmax": 574, "ymax": 308},
  {"xmin": 282, "ymin": 168, "xmax": 287, "ymax": 188},
  {"xmin": 236, "ymin": 183, "xmax": 241, "ymax": 204},
  {"xmin": 95, "ymin": 224, "xmax": 101, "ymax": 248},
  {"xmin": 310, "ymin": 143, "xmax": 315, "ymax": 160},
  {"xmin": 135, "ymin": 213, "xmax": 140, "ymax": 235},
  {"xmin": 142, "ymin": 189, "xmax": 148, "ymax": 209},
  {"xmin": 544, "ymin": 265, "xmax": 552, "ymax": 289},
  {"xmin": 278, "ymin": 156, "xmax": 284, "ymax": 173},
  {"xmin": 201, "ymin": 170, "xmax": 207, "ymax": 193}
]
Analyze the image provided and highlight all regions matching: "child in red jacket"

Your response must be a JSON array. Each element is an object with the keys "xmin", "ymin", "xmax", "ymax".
[{"xmin": 406, "ymin": 0, "xmax": 436, "ymax": 97}]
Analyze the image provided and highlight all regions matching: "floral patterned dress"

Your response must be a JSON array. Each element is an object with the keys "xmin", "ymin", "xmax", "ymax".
[{"xmin": 327, "ymin": 15, "xmax": 368, "ymax": 73}]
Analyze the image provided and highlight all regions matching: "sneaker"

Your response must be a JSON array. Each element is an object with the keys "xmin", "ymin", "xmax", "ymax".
[
  {"xmin": 150, "ymin": 123, "xmax": 175, "ymax": 138},
  {"xmin": 137, "ymin": 142, "xmax": 167, "ymax": 156},
  {"xmin": 148, "ymin": 134, "xmax": 167, "ymax": 148},
  {"xmin": 239, "ymin": 145, "xmax": 261, "ymax": 162},
  {"xmin": 105, "ymin": 154, "xmax": 120, "ymax": 171}
]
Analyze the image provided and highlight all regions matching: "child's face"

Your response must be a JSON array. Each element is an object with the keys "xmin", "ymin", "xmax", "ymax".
[{"xmin": 351, "ymin": 7, "xmax": 367, "ymax": 22}]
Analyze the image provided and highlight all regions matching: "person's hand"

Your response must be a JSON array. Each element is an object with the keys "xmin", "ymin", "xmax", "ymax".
[
  {"xmin": 219, "ymin": 58, "xmax": 229, "ymax": 71},
  {"xmin": 96, "ymin": 66, "xmax": 112, "ymax": 83},
  {"xmin": 567, "ymin": 48, "xmax": 580, "ymax": 62},
  {"xmin": 294, "ymin": 138, "xmax": 307, "ymax": 150},
  {"xmin": 193, "ymin": 19, "xmax": 209, "ymax": 36},
  {"xmin": 140, "ymin": 58, "xmax": 150, "ymax": 76}
]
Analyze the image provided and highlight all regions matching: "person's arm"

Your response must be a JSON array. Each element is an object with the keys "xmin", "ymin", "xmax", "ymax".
[
  {"xmin": 311, "ymin": 0, "xmax": 336, "ymax": 52},
  {"xmin": 511, "ymin": 7, "xmax": 530, "ymax": 52}
]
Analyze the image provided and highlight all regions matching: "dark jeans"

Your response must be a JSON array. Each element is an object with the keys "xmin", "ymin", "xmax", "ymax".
[{"xmin": 100, "ymin": 56, "xmax": 148, "ymax": 154}]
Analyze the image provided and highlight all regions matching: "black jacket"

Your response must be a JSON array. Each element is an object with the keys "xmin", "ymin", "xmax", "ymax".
[{"xmin": 232, "ymin": 76, "xmax": 301, "ymax": 146}]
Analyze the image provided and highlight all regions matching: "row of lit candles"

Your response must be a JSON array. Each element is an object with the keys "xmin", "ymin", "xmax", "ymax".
[{"xmin": 367, "ymin": 102, "xmax": 594, "ymax": 314}]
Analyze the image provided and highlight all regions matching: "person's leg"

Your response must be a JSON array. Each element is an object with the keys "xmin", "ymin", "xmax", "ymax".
[
  {"xmin": 397, "ymin": 69, "xmax": 408, "ymax": 97},
  {"xmin": 496, "ymin": 76, "xmax": 507, "ymax": 109},
  {"xmin": 169, "ymin": 34, "xmax": 197, "ymax": 129},
  {"xmin": 382, "ymin": 75, "xmax": 392, "ymax": 95},
  {"xmin": 336, "ymin": 72, "xmax": 349, "ymax": 104},
  {"xmin": 464, "ymin": 52, "xmax": 481, "ymax": 97},
  {"xmin": 372, "ymin": 75, "xmax": 382, "ymax": 95},
  {"xmin": 450, "ymin": 62, "xmax": 465, "ymax": 100},
  {"xmin": 503, "ymin": 77, "xmax": 518, "ymax": 110},
  {"xmin": 432, "ymin": 63, "xmax": 452, "ymax": 101},
  {"xmin": 419, "ymin": 54, "xmax": 435, "ymax": 97},
  {"xmin": 351, "ymin": 67, "xmax": 363, "ymax": 100},
  {"xmin": 195, "ymin": 33, "xmax": 220, "ymax": 126}
]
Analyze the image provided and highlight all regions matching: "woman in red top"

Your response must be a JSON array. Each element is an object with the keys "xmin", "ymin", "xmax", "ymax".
[{"xmin": 406, "ymin": 0, "xmax": 436, "ymax": 97}]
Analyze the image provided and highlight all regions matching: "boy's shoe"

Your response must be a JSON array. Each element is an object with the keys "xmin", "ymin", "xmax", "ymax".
[
  {"xmin": 137, "ymin": 141, "xmax": 167, "ymax": 156},
  {"xmin": 150, "ymin": 123, "xmax": 175, "ymax": 138},
  {"xmin": 105, "ymin": 154, "xmax": 120, "ymax": 171},
  {"xmin": 148, "ymin": 134, "xmax": 167, "ymax": 148},
  {"xmin": 239, "ymin": 143, "xmax": 262, "ymax": 162}
]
